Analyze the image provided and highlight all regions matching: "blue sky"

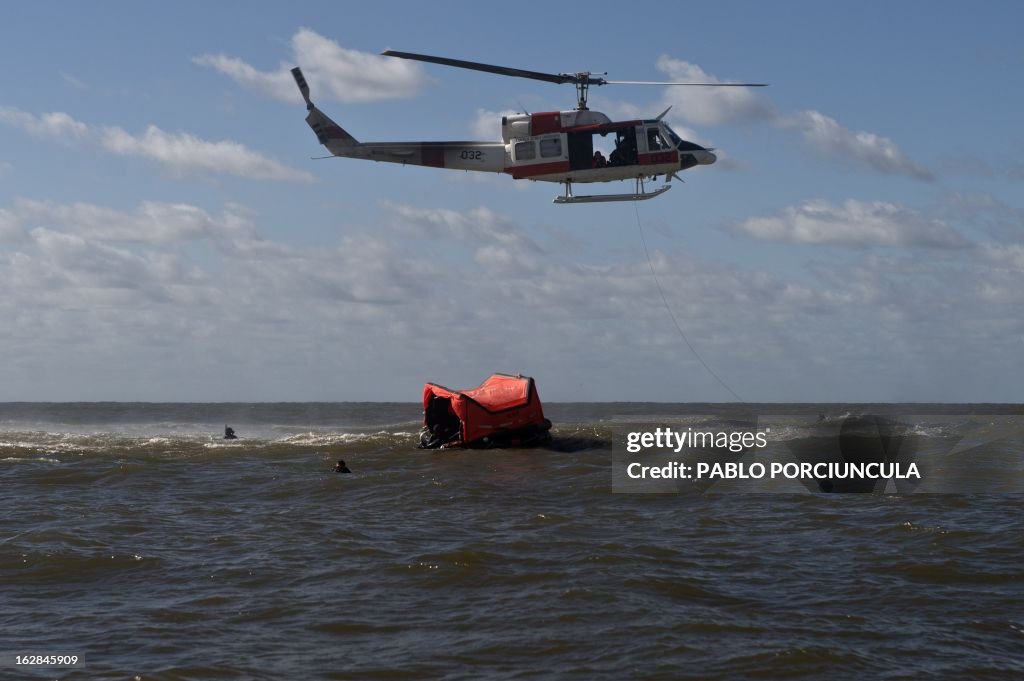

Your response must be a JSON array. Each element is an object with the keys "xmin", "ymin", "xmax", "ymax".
[{"xmin": 1, "ymin": 2, "xmax": 1022, "ymax": 401}]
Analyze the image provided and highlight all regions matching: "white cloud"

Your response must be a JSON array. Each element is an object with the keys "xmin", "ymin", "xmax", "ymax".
[
  {"xmin": 976, "ymin": 244, "xmax": 1024, "ymax": 304},
  {"xmin": 0, "ymin": 106, "xmax": 90, "ymax": 141},
  {"xmin": 735, "ymin": 199, "xmax": 968, "ymax": 248},
  {"xmin": 0, "ymin": 105, "xmax": 311, "ymax": 182},
  {"xmin": 0, "ymin": 208, "xmax": 21, "ymax": 241},
  {"xmin": 191, "ymin": 54, "xmax": 295, "ymax": 101},
  {"xmin": 780, "ymin": 110, "xmax": 933, "ymax": 180},
  {"xmin": 10, "ymin": 198, "xmax": 257, "ymax": 245},
  {"xmin": 100, "ymin": 124, "xmax": 314, "ymax": 182},
  {"xmin": 193, "ymin": 29, "xmax": 424, "ymax": 103},
  {"xmin": 655, "ymin": 56, "xmax": 774, "ymax": 126},
  {"xmin": 2, "ymin": 197, "xmax": 1021, "ymax": 401},
  {"xmin": 385, "ymin": 202, "xmax": 543, "ymax": 277},
  {"xmin": 982, "ymin": 243, "xmax": 1024, "ymax": 271},
  {"xmin": 27, "ymin": 227, "xmax": 192, "ymax": 302},
  {"xmin": 650, "ymin": 55, "xmax": 931, "ymax": 180}
]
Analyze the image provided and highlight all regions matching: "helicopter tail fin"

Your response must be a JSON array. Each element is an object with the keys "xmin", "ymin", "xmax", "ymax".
[{"xmin": 291, "ymin": 67, "xmax": 359, "ymax": 149}]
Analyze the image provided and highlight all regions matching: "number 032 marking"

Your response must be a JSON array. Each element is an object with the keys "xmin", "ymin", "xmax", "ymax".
[{"xmin": 459, "ymin": 150, "xmax": 483, "ymax": 160}]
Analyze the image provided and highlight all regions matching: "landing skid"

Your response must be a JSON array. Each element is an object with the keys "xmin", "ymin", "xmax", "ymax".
[{"xmin": 553, "ymin": 177, "xmax": 672, "ymax": 204}]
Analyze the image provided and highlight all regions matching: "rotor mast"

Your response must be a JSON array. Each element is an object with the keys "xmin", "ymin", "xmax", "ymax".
[
  {"xmin": 565, "ymin": 71, "xmax": 610, "ymax": 110},
  {"xmin": 574, "ymin": 74, "xmax": 591, "ymax": 110}
]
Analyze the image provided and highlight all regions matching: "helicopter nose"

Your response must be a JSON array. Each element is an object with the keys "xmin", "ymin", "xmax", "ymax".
[
  {"xmin": 679, "ymin": 149, "xmax": 716, "ymax": 170},
  {"xmin": 694, "ymin": 149, "xmax": 716, "ymax": 165}
]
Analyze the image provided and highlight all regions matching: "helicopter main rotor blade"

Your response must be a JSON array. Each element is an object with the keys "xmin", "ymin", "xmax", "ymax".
[
  {"xmin": 604, "ymin": 80, "xmax": 768, "ymax": 87},
  {"xmin": 382, "ymin": 50, "xmax": 767, "ymax": 111},
  {"xmin": 382, "ymin": 50, "xmax": 593, "ymax": 85},
  {"xmin": 382, "ymin": 51, "xmax": 767, "ymax": 88}
]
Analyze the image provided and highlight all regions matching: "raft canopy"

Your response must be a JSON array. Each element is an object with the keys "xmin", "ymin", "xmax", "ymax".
[{"xmin": 420, "ymin": 373, "xmax": 551, "ymax": 448}]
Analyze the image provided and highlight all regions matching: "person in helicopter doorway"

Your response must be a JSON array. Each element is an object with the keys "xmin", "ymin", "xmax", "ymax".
[
  {"xmin": 609, "ymin": 132, "xmax": 628, "ymax": 166},
  {"xmin": 592, "ymin": 150, "xmax": 606, "ymax": 168}
]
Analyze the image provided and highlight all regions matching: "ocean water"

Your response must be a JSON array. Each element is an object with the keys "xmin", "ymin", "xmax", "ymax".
[{"xmin": 2, "ymin": 402, "xmax": 1023, "ymax": 680}]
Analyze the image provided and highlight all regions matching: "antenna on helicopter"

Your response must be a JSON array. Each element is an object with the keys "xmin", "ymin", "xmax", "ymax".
[{"xmin": 382, "ymin": 50, "xmax": 766, "ymax": 110}]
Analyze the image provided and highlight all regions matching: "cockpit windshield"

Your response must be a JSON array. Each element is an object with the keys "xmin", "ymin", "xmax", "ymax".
[
  {"xmin": 663, "ymin": 124, "xmax": 705, "ymax": 151},
  {"xmin": 664, "ymin": 125, "xmax": 683, "ymax": 148}
]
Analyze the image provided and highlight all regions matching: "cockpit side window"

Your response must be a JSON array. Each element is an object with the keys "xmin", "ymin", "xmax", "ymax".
[{"xmin": 646, "ymin": 127, "xmax": 669, "ymax": 151}]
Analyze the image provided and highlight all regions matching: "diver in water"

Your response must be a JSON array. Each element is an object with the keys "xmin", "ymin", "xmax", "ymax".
[
  {"xmin": 334, "ymin": 460, "xmax": 351, "ymax": 474},
  {"xmin": 224, "ymin": 426, "xmax": 237, "ymax": 440}
]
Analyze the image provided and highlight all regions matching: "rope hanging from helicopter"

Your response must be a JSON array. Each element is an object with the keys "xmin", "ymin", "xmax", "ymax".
[{"xmin": 632, "ymin": 201, "xmax": 745, "ymax": 403}]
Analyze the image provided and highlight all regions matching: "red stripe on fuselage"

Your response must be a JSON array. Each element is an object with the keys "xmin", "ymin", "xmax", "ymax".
[
  {"xmin": 324, "ymin": 125, "xmax": 353, "ymax": 141},
  {"xmin": 421, "ymin": 145, "xmax": 445, "ymax": 168},
  {"xmin": 638, "ymin": 151, "xmax": 678, "ymax": 166}
]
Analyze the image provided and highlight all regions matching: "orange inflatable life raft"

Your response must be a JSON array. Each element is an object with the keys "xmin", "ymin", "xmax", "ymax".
[{"xmin": 419, "ymin": 373, "xmax": 552, "ymax": 449}]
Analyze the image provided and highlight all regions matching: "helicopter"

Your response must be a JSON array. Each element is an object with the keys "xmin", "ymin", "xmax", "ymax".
[{"xmin": 291, "ymin": 51, "xmax": 764, "ymax": 204}]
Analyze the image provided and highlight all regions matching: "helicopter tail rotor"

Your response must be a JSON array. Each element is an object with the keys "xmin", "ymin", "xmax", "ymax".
[
  {"xmin": 291, "ymin": 67, "xmax": 359, "ymax": 147},
  {"xmin": 291, "ymin": 67, "xmax": 313, "ymax": 109}
]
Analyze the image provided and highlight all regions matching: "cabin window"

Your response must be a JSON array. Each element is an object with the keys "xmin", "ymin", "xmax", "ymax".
[
  {"xmin": 515, "ymin": 141, "xmax": 536, "ymax": 161},
  {"xmin": 539, "ymin": 137, "xmax": 562, "ymax": 158}
]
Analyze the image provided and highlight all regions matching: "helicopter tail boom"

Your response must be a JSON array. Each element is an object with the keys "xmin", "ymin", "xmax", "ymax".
[{"xmin": 291, "ymin": 65, "xmax": 507, "ymax": 173}]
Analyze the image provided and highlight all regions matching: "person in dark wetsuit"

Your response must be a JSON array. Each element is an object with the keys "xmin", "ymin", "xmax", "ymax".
[
  {"xmin": 609, "ymin": 144, "xmax": 624, "ymax": 166},
  {"xmin": 610, "ymin": 130, "xmax": 636, "ymax": 166},
  {"xmin": 224, "ymin": 426, "xmax": 237, "ymax": 440},
  {"xmin": 334, "ymin": 460, "xmax": 351, "ymax": 474}
]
